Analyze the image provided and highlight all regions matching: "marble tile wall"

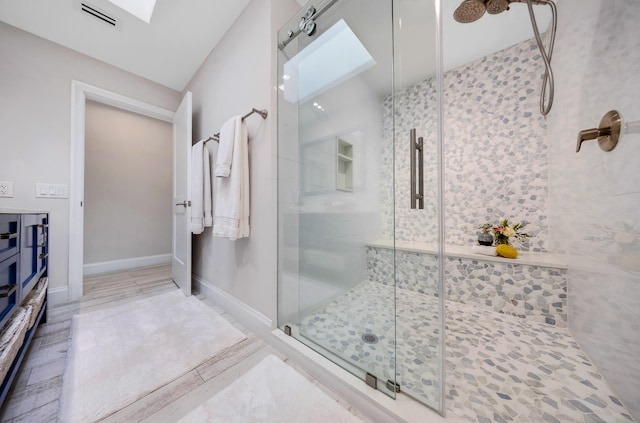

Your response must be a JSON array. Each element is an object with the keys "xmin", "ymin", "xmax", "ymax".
[
  {"xmin": 366, "ymin": 247, "xmax": 439, "ymax": 294},
  {"xmin": 381, "ymin": 38, "xmax": 549, "ymax": 252},
  {"xmin": 546, "ymin": 0, "xmax": 640, "ymax": 419},
  {"xmin": 445, "ymin": 257, "xmax": 567, "ymax": 327},
  {"xmin": 366, "ymin": 246, "xmax": 567, "ymax": 327}
]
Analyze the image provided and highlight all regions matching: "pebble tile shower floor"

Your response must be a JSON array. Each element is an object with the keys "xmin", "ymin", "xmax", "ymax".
[{"xmin": 300, "ymin": 280, "xmax": 635, "ymax": 422}]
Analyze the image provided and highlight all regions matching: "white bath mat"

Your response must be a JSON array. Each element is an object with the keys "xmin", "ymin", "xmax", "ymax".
[
  {"xmin": 58, "ymin": 290, "xmax": 246, "ymax": 423},
  {"xmin": 178, "ymin": 354, "xmax": 364, "ymax": 422}
]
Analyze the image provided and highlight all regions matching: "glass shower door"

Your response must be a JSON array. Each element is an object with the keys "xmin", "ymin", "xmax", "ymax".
[
  {"xmin": 391, "ymin": 0, "xmax": 444, "ymax": 413},
  {"xmin": 277, "ymin": 0, "xmax": 398, "ymax": 398}
]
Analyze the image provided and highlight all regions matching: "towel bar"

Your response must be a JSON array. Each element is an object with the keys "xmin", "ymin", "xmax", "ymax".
[{"xmin": 204, "ymin": 108, "xmax": 268, "ymax": 144}]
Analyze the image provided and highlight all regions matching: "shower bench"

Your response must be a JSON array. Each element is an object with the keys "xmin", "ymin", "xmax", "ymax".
[{"xmin": 366, "ymin": 239, "xmax": 568, "ymax": 327}]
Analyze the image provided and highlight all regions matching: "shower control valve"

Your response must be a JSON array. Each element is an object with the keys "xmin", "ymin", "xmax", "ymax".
[{"xmin": 576, "ymin": 110, "xmax": 622, "ymax": 153}]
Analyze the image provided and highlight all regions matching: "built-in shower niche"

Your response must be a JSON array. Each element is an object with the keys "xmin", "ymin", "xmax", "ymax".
[
  {"xmin": 336, "ymin": 138, "xmax": 353, "ymax": 191},
  {"xmin": 301, "ymin": 136, "xmax": 356, "ymax": 195},
  {"xmin": 300, "ymin": 137, "xmax": 353, "ymax": 193}
]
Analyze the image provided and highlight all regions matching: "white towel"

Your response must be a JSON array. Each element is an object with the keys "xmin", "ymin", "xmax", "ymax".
[
  {"xmin": 213, "ymin": 117, "xmax": 250, "ymax": 240},
  {"xmin": 190, "ymin": 140, "xmax": 212, "ymax": 234},
  {"xmin": 214, "ymin": 117, "xmax": 236, "ymax": 177},
  {"xmin": 203, "ymin": 145, "xmax": 213, "ymax": 227},
  {"xmin": 471, "ymin": 245, "xmax": 498, "ymax": 256}
]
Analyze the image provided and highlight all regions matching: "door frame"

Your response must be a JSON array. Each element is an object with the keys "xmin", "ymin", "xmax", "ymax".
[{"xmin": 69, "ymin": 80, "xmax": 175, "ymax": 302}]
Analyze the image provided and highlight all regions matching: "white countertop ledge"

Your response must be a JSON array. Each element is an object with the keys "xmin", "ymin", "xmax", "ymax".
[
  {"xmin": 367, "ymin": 239, "xmax": 568, "ymax": 270},
  {"xmin": 0, "ymin": 208, "xmax": 50, "ymax": 214}
]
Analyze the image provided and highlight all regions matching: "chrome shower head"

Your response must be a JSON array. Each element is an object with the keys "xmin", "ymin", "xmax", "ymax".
[
  {"xmin": 486, "ymin": 0, "xmax": 510, "ymax": 14},
  {"xmin": 453, "ymin": 0, "xmax": 486, "ymax": 23}
]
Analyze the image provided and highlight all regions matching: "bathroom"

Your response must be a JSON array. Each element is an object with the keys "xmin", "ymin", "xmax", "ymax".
[
  {"xmin": 276, "ymin": 0, "xmax": 640, "ymax": 421},
  {"xmin": 0, "ymin": 0, "xmax": 638, "ymax": 421}
]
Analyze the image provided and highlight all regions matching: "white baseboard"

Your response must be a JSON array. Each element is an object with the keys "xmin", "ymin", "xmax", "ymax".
[
  {"xmin": 83, "ymin": 254, "xmax": 171, "ymax": 276},
  {"xmin": 48, "ymin": 286, "xmax": 69, "ymax": 308},
  {"xmin": 192, "ymin": 275, "xmax": 273, "ymax": 339}
]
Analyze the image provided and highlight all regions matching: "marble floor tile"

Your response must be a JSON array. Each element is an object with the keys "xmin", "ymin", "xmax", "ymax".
[{"xmin": 299, "ymin": 280, "xmax": 635, "ymax": 423}]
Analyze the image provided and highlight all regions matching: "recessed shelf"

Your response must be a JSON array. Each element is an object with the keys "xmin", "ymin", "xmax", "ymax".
[{"xmin": 336, "ymin": 138, "xmax": 353, "ymax": 192}]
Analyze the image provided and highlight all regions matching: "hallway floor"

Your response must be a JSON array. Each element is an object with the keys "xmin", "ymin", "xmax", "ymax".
[{"xmin": 0, "ymin": 265, "xmax": 366, "ymax": 422}]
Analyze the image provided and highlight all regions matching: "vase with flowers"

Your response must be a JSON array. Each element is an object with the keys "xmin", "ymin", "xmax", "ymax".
[{"xmin": 478, "ymin": 218, "xmax": 532, "ymax": 258}]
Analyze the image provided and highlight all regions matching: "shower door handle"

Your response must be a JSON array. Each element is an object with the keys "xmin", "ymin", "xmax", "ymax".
[{"xmin": 410, "ymin": 129, "xmax": 424, "ymax": 210}]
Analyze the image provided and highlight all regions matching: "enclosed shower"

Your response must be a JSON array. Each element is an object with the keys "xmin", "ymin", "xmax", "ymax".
[{"xmin": 277, "ymin": 0, "xmax": 640, "ymax": 421}]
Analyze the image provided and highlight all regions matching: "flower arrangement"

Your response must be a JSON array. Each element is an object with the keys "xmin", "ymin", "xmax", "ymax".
[{"xmin": 478, "ymin": 218, "xmax": 532, "ymax": 246}]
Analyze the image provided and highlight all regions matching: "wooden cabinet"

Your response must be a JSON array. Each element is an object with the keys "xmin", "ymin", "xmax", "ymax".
[
  {"xmin": 0, "ymin": 214, "xmax": 20, "ymax": 330},
  {"xmin": 0, "ymin": 215, "xmax": 19, "ymax": 263},
  {"xmin": 19, "ymin": 214, "xmax": 47, "ymax": 302},
  {"xmin": 0, "ymin": 211, "xmax": 48, "ymax": 406}
]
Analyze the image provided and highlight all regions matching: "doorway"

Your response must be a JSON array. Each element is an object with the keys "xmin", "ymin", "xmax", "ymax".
[
  {"xmin": 83, "ymin": 101, "xmax": 173, "ymax": 278},
  {"xmin": 69, "ymin": 81, "xmax": 175, "ymax": 302}
]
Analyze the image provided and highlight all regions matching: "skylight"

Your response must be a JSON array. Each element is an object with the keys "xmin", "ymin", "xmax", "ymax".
[
  {"xmin": 107, "ymin": 0, "xmax": 157, "ymax": 23},
  {"xmin": 283, "ymin": 19, "xmax": 375, "ymax": 104}
]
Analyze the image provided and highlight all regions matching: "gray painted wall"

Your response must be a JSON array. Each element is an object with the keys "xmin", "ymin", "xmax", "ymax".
[
  {"xmin": 185, "ymin": 0, "xmax": 300, "ymax": 324},
  {"xmin": 0, "ymin": 22, "xmax": 180, "ymax": 300},
  {"xmin": 84, "ymin": 101, "xmax": 172, "ymax": 265}
]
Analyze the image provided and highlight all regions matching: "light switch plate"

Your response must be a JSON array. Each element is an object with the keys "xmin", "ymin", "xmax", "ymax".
[
  {"xmin": 36, "ymin": 183, "xmax": 68, "ymax": 198},
  {"xmin": 0, "ymin": 181, "xmax": 14, "ymax": 197}
]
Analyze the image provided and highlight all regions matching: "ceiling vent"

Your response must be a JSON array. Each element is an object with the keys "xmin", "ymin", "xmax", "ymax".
[{"xmin": 77, "ymin": 1, "xmax": 123, "ymax": 30}]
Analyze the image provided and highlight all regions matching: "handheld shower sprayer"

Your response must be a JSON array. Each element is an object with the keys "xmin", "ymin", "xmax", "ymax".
[{"xmin": 453, "ymin": 0, "xmax": 557, "ymax": 116}]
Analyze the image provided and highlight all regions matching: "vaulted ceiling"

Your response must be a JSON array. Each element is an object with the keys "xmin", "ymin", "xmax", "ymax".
[
  {"xmin": 0, "ymin": 0, "xmax": 252, "ymax": 91},
  {"xmin": 0, "ymin": 0, "xmax": 549, "ymax": 93}
]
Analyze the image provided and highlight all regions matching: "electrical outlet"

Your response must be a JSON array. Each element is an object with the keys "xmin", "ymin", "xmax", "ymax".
[{"xmin": 0, "ymin": 181, "xmax": 13, "ymax": 198}]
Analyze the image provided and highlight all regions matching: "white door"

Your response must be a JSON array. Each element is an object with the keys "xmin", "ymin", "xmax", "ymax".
[{"xmin": 172, "ymin": 91, "xmax": 192, "ymax": 296}]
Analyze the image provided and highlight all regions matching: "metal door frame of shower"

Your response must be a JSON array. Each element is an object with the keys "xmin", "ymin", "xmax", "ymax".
[{"xmin": 434, "ymin": 0, "xmax": 446, "ymax": 416}]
